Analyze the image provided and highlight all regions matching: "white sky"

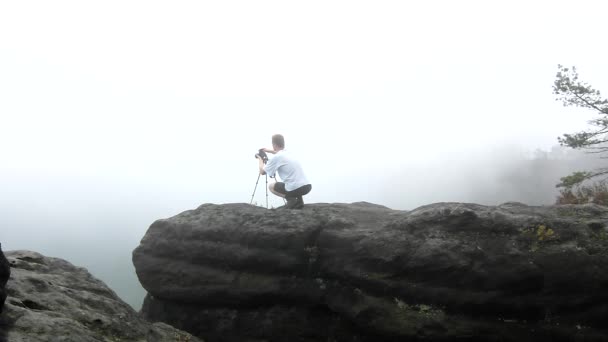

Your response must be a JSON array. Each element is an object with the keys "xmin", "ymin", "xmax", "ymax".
[{"xmin": 1, "ymin": 0, "xmax": 608, "ymax": 308}]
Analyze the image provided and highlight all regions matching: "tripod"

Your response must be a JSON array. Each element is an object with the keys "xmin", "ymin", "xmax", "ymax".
[
  {"xmin": 250, "ymin": 149, "xmax": 285, "ymax": 209},
  {"xmin": 250, "ymin": 173, "xmax": 269, "ymax": 209}
]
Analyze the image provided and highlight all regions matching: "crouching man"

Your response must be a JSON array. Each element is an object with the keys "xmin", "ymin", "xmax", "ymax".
[{"xmin": 256, "ymin": 134, "xmax": 312, "ymax": 209}]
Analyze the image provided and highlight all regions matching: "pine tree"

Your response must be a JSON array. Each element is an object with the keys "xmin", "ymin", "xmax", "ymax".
[{"xmin": 554, "ymin": 65, "xmax": 608, "ymax": 190}]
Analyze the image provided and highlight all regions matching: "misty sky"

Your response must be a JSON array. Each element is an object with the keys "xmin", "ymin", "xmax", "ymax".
[{"xmin": 2, "ymin": 0, "xmax": 608, "ymax": 309}]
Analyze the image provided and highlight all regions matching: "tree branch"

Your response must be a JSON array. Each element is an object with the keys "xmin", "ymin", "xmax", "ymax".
[{"xmin": 573, "ymin": 90, "xmax": 608, "ymax": 115}]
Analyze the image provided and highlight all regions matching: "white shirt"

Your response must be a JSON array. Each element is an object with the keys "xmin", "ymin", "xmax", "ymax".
[{"xmin": 264, "ymin": 150, "xmax": 309, "ymax": 191}]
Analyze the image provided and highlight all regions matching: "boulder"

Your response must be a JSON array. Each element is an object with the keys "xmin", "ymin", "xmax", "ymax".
[
  {"xmin": 0, "ymin": 250, "xmax": 202, "ymax": 342},
  {"xmin": 133, "ymin": 202, "xmax": 608, "ymax": 341},
  {"xmin": 0, "ymin": 244, "xmax": 9, "ymax": 313}
]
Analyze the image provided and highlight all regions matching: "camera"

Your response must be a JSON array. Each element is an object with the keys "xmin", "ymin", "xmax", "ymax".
[{"xmin": 255, "ymin": 149, "xmax": 269, "ymax": 164}]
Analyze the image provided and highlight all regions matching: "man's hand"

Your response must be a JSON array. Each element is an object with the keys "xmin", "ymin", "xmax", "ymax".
[{"xmin": 258, "ymin": 155, "xmax": 266, "ymax": 175}]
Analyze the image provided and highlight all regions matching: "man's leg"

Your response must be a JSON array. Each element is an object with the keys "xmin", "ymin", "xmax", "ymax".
[
  {"xmin": 286, "ymin": 184, "xmax": 312, "ymax": 209},
  {"xmin": 270, "ymin": 182, "xmax": 298, "ymax": 209},
  {"xmin": 268, "ymin": 182, "xmax": 286, "ymax": 198}
]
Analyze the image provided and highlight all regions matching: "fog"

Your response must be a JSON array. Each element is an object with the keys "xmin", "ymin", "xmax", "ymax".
[{"xmin": 2, "ymin": 0, "xmax": 608, "ymax": 309}]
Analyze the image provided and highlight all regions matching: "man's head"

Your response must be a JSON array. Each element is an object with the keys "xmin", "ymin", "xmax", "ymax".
[{"xmin": 272, "ymin": 134, "xmax": 285, "ymax": 151}]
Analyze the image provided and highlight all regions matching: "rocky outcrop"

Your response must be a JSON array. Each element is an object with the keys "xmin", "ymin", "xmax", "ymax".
[
  {"xmin": 0, "ymin": 244, "xmax": 9, "ymax": 314},
  {"xmin": 133, "ymin": 202, "xmax": 608, "ymax": 341},
  {"xmin": 0, "ymin": 250, "xmax": 202, "ymax": 342}
]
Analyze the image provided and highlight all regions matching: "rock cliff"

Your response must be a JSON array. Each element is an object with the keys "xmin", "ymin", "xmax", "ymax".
[
  {"xmin": 133, "ymin": 202, "xmax": 608, "ymax": 341},
  {"xmin": 0, "ymin": 244, "xmax": 9, "ymax": 314},
  {"xmin": 0, "ymin": 250, "xmax": 202, "ymax": 342}
]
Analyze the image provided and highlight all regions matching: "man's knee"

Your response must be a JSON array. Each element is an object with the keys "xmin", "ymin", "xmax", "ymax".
[{"xmin": 269, "ymin": 183, "xmax": 282, "ymax": 197}]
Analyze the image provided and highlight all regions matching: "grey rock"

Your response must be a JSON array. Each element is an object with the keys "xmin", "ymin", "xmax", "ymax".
[
  {"xmin": 0, "ymin": 250, "xmax": 202, "ymax": 342},
  {"xmin": 133, "ymin": 202, "xmax": 608, "ymax": 341},
  {"xmin": 0, "ymin": 244, "xmax": 9, "ymax": 314}
]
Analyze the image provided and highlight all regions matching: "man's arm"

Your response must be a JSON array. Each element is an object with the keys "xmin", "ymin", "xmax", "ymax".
[{"xmin": 260, "ymin": 148, "xmax": 276, "ymax": 154}]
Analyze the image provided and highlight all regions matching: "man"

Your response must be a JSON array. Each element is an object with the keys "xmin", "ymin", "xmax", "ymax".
[{"xmin": 257, "ymin": 134, "xmax": 312, "ymax": 209}]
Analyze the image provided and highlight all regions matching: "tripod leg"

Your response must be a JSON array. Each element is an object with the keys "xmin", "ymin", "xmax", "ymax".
[
  {"xmin": 265, "ymin": 174, "xmax": 269, "ymax": 209},
  {"xmin": 250, "ymin": 173, "xmax": 262, "ymax": 205}
]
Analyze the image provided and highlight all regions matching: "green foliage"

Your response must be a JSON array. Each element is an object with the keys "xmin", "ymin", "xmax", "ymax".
[
  {"xmin": 557, "ymin": 171, "xmax": 593, "ymax": 189},
  {"xmin": 554, "ymin": 65, "xmax": 608, "ymax": 190},
  {"xmin": 536, "ymin": 224, "xmax": 555, "ymax": 241},
  {"xmin": 521, "ymin": 224, "xmax": 556, "ymax": 241},
  {"xmin": 595, "ymin": 230, "xmax": 608, "ymax": 241},
  {"xmin": 521, "ymin": 224, "xmax": 557, "ymax": 252},
  {"xmin": 554, "ymin": 65, "xmax": 608, "ymax": 118},
  {"xmin": 174, "ymin": 332, "xmax": 192, "ymax": 341},
  {"xmin": 556, "ymin": 180, "xmax": 608, "ymax": 206}
]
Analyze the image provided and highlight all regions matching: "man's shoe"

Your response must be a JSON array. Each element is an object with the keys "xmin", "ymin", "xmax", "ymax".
[
  {"xmin": 283, "ymin": 197, "xmax": 298, "ymax": 209},
  {"xmin": 293, "ymin": 197, "xmax": 304, "ymax": 209}
]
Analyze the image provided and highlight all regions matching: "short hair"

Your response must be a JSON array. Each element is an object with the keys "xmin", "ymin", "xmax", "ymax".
[{"xmin": 272, "ymin": 134, "xmax": 285, "ymax": 148}]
